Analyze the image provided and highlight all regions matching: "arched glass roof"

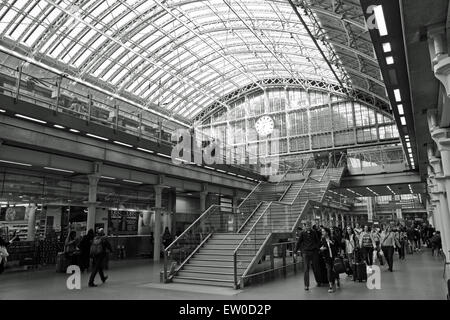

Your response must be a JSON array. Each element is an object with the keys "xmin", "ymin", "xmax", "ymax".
[{"xmin": 0, "ymin": 0, "xmax": 386, "ymax": 121}]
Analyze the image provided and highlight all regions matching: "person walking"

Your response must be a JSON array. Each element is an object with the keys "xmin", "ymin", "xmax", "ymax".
[
  {"xmin": 88, "ymin": 229, "xmax": 112, "ymax": 287},
  {"xmin": 319, "ymin": 227, "xmax": 339, "ymax": 293},
  {"xmin": 343, "ymin": 226, "xmax": 358, "ymax": 279},
  {"xmin": 372, "ymin": 227, "xmax": 384, "ymax": 265},
  {"xmin": 380, "ymin": 225, "xmax": 400, "ymax": 272},
  {"xmin": 294, "ymin": 222, "xmax": 320, "ymax": 291},
  {"xmin": 398, "ymin": 227, "xmax": 407, "ymax": 260},
  {"xmin": 359, "ymin": 225, "xmax": 376, "ymax": 266},
  {"xmin": 0, "ymin": 230, "xmax": 17, "ymax": 274},
  {"xmin": 79, "ymin": 229, "xmax": 94, "ymax": 273},
  {"xmin": 406, "ymin": 226, "xmax": 415, "ymax": 254},
  {"xmin": 64, "ymin": 231, "xmax": 79, "ymax": 266},
  {"xmin": 430, "ymin": 231, "xmax": 442, "ymax": 257}
]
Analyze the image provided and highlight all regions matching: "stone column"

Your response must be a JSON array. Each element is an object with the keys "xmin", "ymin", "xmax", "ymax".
[{"xmin": 153, "ymin": 185, "xmax": 164, "ymax": 262}]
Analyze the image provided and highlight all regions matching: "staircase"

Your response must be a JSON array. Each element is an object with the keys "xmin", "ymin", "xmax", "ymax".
[{"xmin": 165, "ymin": 164, "xmax": 346, "ymax": 288}]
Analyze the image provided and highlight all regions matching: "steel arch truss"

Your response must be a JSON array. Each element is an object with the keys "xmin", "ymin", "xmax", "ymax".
[{"xmin": 0, "ymin": 0, "xmax": 387, "ymax": 121}]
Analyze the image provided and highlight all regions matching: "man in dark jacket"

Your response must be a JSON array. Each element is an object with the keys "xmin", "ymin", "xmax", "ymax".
[
  {"xmin": 295, "ymin": 221, "xmax": 320, "ymax": 291},
  {"xmin": 88, "ymin": 229, "xmax": 112, "ymax": 287}
]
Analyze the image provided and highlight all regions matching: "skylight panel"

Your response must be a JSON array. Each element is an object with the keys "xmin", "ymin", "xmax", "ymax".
[
  {"xmin": 78, "ymin": 29, "xmax": 97, "ymax": 45},
  {"xmin": 73, "ymin": 49, "xmax": 93, "ymax": 67},
  {"xmin": 89, "ymin": 2, "xmax": 109, "ymax": 19},
  {"xmin": 39, "ymin": 34, "xmax": 58, "ymax": 53},
  {"xmin": 102, "ymin": 64, "xmax": 121, "ymax": 81},
  {"xmin": 28, "ymin": 3, "xmax": 43, "ymax": 19},
  {"xmin": 110, "ymin": 68, "xmax": 129, "ymax": 84},
  {"xmin": 111, "ymin": 47, "xmax": 127, "ymax": 61},
  {"xmin": 139, "ymin": 33, "xmax": 160, "ymax": 48},
  {"xmin": 114, "ymin": 11, "xmax": 136, "ymax": 30},
  {"xmin": 90, "ymin": 35, "xmax": 108, "ymax": 51},
  {"xmin": 51, "ymin": 38, "xmax": 72, "ymax": 58},
  {"xmin": 101, "ymin": 5, "xmax": 125, "ymax": 26},
  {"xmin": 44, "ymin": 7, "xmax": 62, "ymax": 25},
  {"xmin": 10, "ymin": 17, "xmax": 32, "ymax": 40},
  {"xmin": 126, "ymin": 77, "xmax": 145, "ymax": 92},
  {"xmin": 62, "ymin": 43, "xmax": 83, "ymax": 63},
  {"xmin": 2, "ymin": 9, "xmax": 18, "ymax": 33},
  {"xmin": 24, "ymin": 25, "xmax": 46, "ymax": 46}
]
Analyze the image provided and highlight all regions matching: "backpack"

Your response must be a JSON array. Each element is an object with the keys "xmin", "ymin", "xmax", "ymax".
[{"xmin": 90, "ymin": 236, "xmax": 104, "ymax": 257}]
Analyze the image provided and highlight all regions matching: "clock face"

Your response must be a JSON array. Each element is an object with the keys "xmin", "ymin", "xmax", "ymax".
[{"xmin": 255, "ymin": 115, "xmax": 274, "ymax": 136}]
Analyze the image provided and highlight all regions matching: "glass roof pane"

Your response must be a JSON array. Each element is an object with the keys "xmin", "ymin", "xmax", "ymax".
[{"xmin": 0, "ymin": 0, "xmax": 386, "ymax": 121}]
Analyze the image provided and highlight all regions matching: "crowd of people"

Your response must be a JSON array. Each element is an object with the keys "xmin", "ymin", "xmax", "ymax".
[{"xmin": 294, "ymin": 221, "xmax": 442, "ymax": 293}]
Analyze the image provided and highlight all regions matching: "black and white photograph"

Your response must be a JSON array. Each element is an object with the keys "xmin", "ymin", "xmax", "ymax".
[{"xmin": 0, "ymin": 0, "xmax": 449, "ymax": 312}]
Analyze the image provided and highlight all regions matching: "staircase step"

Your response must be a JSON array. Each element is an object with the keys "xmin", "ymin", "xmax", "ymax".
[
  {"xmin": 172, "ymin": 276, "xmax": 235, "ymax": 287},
  {"xmin": 190, "ymin": 257, "xmax": 253, "ymax": 265},
  {"xmin": 177, "ymin": 271, "xmax": 235, "ymax": 281},
  {"xmin": 184, "ymin": 265, "xmax": 247, "ymax": 272},
  {"xmin": 212, "ymin": 233, "xmax": 246, "ymax": 240}
]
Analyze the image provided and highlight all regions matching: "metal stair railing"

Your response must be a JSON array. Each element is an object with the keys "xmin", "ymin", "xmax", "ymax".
[{"xmin": 162, "ymin": 204, "xmax": 229, "ymax": 282}]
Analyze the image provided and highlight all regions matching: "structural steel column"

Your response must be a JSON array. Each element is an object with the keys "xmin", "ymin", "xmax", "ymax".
[
  {"xmin": 86, "ymin": 174, "xmax": 100, "ymax": 232},
  {"xmin": 153, "ymin": 185, "xmax": 164, "ymax": 262},
  {"xmin": 26, "ymin": 204, "xmax": 37, "ymax": 241}
]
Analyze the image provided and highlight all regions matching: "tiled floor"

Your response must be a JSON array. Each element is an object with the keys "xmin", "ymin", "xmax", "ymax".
[{"xmin": 0, "ymin": 249, "xmax": 447, "ymax": 300}]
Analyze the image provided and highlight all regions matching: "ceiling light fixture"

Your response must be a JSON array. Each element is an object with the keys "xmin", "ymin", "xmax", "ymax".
[
  {"xmin": 374, "ymin": 5, "xmax": 388, "ymax": 36},
  {"xmin": 86, "ymin": 133, "xmax": 109, "ymax": 141},
  {"xmin": 15, "ymin": 114, "xmax": 47, "ymax": 124},
  {"xmin": 394, "ymin": 89, "xmax": 402, "ymax": 102}
]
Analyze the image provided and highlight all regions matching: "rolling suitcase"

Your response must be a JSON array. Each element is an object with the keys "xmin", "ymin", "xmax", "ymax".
[
  {"xmin": 56, "ymin": 252, "xmax": 68, "ymax": 273},
  {"xmin": 354, "ymin": 261, "xmax": 367, "ymax": 282}
]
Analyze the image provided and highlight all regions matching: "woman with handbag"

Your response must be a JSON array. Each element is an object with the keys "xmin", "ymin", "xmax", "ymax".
[
  {"xmin": 380, "ymin": 225, "xmax": 400, "ymax": 272},
  {"xmin": 319, "ymin": 227, "xmax": 340, "ymax": 293},
  {"xmin": 343, "ymin": 226, "xmax": 358, "ymax": 278},
  {"xmin": 0, "ymin": 231, "xmax": 15, "ymax": 274}
]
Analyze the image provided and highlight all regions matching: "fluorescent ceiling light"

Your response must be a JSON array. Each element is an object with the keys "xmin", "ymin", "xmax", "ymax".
[
  {"xmin": 0, "ymin": 109, "xmax": 6, "ymax": 113},
  {"xmin": 54, "ymin": 124, "xmax": 65, "ymax": 129},
  {"xmin": 100, "ymin": 176, "xmax": 115, "ymax": 180},
  {"xmin": 86, "ymin": 133, "xmax": 109, "ymax": 141},
  {"xmin": 156, "ymin": 153, "xmax": 171, "ymax": 158},
  {"xmin": 44, "ymin": 167, "xmax": 74, "ymax": 173},
  {"xmin": 70, "ymin": 129, "xmax": 80, "ymax": 133},
  {"xmin": 217, "ymin": 169, "xmax": 226, "ymax": 173},
  {"xmin": 123, "ymin": 179, "xmax": 142, "ymax": 184},
  {"xmin": 397, "ymin": 104, "xmax": 404, "ymax": 115},
  {"xmin": 400, "ymin": 116, "xmax": 406, "ymax": 125},
  {"xmin": 386, "ymin": 56, "xmax": 394, "ymax": 65},
  {"xmin": 406, "ymin": 142, "xmax": 411, "ymax": 148},
  {"xmin": 113, "ymin": 141, "xmax": 133, "ymax": 148},
  {"xmin": 204, "ymin": 166, "xmax": 215, "ymax": 170},
  {"xmin": 0, "ymin": 160, "xmax": 32, "ymax": 167},
  {"xmin": 374, "ymin": 5, "xmax": 388, "ymax": 36},
  {"xmin": 15, "ymin": 114, "xmax": 47, "ymax": 124},
  {"xmin": 382, "ymin": 42, "xmax": 392, "ymax": 52},
  {"xmin": 394, "ymin": 89, "xmax": 402, "ymax": 102},
  {"xmin": 137, "ymin": 147, "xmax": 154, "ymax": 154}
]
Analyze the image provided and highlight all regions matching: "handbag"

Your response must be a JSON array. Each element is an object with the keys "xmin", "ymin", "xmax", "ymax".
[{"xmin": 333, "ymin": 256, "xmax": 346, "ymax": 274}]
